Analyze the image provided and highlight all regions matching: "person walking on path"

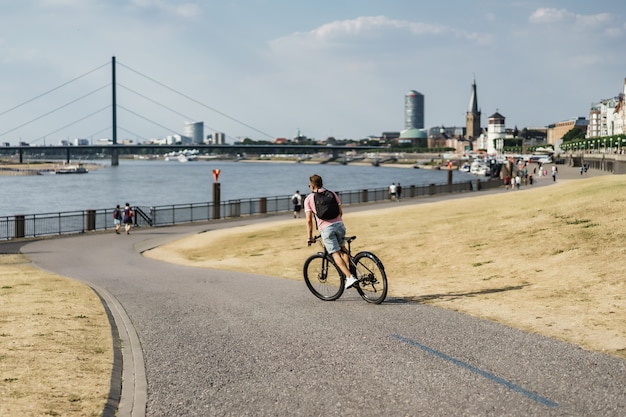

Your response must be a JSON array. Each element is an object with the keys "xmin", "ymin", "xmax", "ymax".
[
  {"xmin": 389, "ymin": 182, "xmax": 397, "ymax": 201},
  {"xmin": 396, "ymin": 183, "xmax": 402, "ymax": 202},
  {"xmin": 291, "ymin": 190, "xmax": 303, "ymax": 218},
  {"xmin": 552, "ymin": 165, "xmax": 558, "ymax": 182},
  {"xmin": 304, "ymin": 174, "xmax": 358, "ymax": 289},
  {"xmin": 112, "ymin": 204, "xmax": 122, "ymax": 234},
  {"xmin": 123, "ymin": 203, "xmax": 133, "ymax": 235}
]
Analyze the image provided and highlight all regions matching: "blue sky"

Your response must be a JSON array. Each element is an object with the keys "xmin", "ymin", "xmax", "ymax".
[{"xmin": 1, "ymin": 0, "xmax": 625, "ymax": 144}]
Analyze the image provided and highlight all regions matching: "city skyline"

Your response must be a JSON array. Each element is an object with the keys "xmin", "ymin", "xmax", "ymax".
[{"xmin": 0, "ymin": 1, "xmax": 625, "ymax": 144}]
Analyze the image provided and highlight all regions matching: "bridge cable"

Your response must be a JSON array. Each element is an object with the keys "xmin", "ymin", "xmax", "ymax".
[
  {"xmin": 117, "ymin": 60, "xmax": 274, "ymax": 139},
  {"xmin": 0, "ymin": 61, "xmax": 109, "ymax": 117},
  {"xmin": 0, "ymin": 84, "xmax": 111, "ymax": 138},
  {"xmin": 117, "ymin": 84, "xmax": 237, "ymax": 142},
  {"xmin": 118, "ymin": 84, "xmax": 221, "ymax": 134},
  {"xmin": 117, "ymin": 105, "xmax": 184, "ymax": 137},
  {"xmin": 32, "ymin": 105, "xmax": 111, "ymax": 144}
]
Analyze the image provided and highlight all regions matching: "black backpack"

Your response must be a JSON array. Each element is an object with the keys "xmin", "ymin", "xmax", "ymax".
[{"xmin": 313, "ymin": 189, "xmax": 340, "ymax": 220}]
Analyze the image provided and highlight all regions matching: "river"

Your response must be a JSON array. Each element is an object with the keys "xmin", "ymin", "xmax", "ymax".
[{"xmin": 0, "ymin": 159, "xmax": 477, "ymax": 217}]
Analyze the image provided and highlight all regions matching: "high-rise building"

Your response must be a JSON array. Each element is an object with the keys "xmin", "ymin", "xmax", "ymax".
[
  {"xmin": 209, "ymin": 132, "xmax": 226, "ymax": 145},
  {"xmin": 184, "ymin": 121, "xmax": 204, "ymax": 144},
  {"xmin": 404, "ymin": 90, "xmax": 424, "ymax": 130}
]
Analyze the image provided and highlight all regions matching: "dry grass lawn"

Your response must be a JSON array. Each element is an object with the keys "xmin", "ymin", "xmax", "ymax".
[
  {"xmin": 146, "ymin": 175, "xmax": 626, "ymax": 359},
  {"xmin": 2, "ymin": 174, "xmax": 625, "ymax": 416},
  {"xmin": 0, "ymin": 255, "xmax": 112, "ymax": 417}
]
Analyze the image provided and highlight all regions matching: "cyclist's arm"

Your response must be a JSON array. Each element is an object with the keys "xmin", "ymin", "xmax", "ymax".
[{"xmin": 306, "ymin": 210, "xmax": 314, "ymax": 243}]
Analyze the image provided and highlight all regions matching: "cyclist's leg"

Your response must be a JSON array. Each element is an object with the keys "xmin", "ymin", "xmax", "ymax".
[
  {"xmin": 330, "ymin": 249, "xmax": 351, "ymax": 278},
  {"xmin": 322, "ymin": 223, "xmax": 352, "ymax": 279}
]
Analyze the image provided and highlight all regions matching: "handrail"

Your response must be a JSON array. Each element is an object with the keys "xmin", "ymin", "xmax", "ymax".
[
  {"xmin": 133, "ymin": 207, "xmax": 153, "ymax": 227},
  {"xmin": 0, "ymin": 178, "xmax": 497, "ymax": 241}
]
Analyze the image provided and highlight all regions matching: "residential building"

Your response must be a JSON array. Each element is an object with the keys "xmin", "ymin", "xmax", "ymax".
[{"xmin": 587, "ymin": 78, "xmax": 626, "ymax": 138}]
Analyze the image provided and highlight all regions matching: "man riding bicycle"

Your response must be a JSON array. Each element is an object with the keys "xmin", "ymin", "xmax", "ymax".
[{"xmin": 304, "ymin": 174, "xmax": 358, "ymax": 289}]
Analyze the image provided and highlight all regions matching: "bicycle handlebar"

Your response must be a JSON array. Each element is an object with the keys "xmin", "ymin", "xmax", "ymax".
[
  {"xmin": 308, "ymin": 235, "xmax": 321, "ymax": 246},
  {"xmin": 308, "ymin": 235, "xmax": 357, "ymax": 246}
]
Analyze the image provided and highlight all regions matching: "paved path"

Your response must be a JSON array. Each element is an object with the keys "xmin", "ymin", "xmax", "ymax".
[{"xmin": 21, "ymin": 166, "xmax": 626, "ymax": 416}]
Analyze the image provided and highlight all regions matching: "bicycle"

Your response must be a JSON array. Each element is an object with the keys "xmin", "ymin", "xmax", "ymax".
[{"xmin": 303, "ymin": 235, "xmax": 388, "ymax": 304}]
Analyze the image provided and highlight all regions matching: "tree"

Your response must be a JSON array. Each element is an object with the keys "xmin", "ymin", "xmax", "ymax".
[{"xmin": 561, "ymin": 127, "xmax": 586, "ymax": 142}]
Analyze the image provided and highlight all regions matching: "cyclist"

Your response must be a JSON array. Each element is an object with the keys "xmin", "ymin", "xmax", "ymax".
[{"xmin": 304, "ymin": 174, "xmax": 358, "ymax": 289}]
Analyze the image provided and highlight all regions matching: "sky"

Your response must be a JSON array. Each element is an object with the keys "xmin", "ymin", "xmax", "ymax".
[{"xmin": 0, "ymin": 0, "xmax": 625, "ymax": 145}]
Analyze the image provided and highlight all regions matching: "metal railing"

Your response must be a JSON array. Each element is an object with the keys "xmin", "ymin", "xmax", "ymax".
[{"xmin": 1, "ymin": 178, "xmax": 498, "ymax": 241}]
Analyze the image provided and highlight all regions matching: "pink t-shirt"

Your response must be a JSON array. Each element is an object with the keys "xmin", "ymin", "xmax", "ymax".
[{"xmin": 304, "ymin": 189, "xmax": 342, "ymax": 230}]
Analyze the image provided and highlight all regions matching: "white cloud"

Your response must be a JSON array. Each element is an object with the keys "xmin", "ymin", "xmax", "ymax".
[
  {"xmin": 530, "ymin": 8, "xmax": 613, "ymax": 29},
  {"xmin": 529, "ymin": 8, "xmax": 573, "ymax": 24},
  {"xmin": 270, "ymin": 15, "xmax": 491, "ymax": 54}
]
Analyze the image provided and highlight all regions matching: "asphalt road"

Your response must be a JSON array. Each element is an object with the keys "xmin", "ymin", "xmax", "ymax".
[{"xmin": 22, "ymin": 209, "xmax": 626, "ymax": 416}]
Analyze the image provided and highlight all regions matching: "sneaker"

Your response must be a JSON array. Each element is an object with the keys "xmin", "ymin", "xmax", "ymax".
[{"xmin": 344, "ymin": 275, "xmax": 358, "ymax": 289}]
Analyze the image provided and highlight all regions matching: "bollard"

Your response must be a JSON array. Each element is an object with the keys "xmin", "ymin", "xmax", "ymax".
[
  {"xmin": 212, "ymin": 182, "xmax": 221, "ymax": 219},
  {"xmin": 86, "ymin": 209, "xmax": 96, "ymax": 231},
  {"xmin": 428, "ymin": 183, "xmax": 435, "ymax": 195},
  {"xmin": 14, "ymin": 215, "xmax": 25, "ymax": 239},
  {"xmin": 259, "ymin": 197, "xmax": 267, "ymax": 214},
  {"xmin": 475, "ymin": 179, "xmax": 481, "ymax": 191},
  {"xmin": 409, "ymin": 185, "xmax": 415, "ymax": 198},
  {"xmin": 361, "ymin": 189, "xmax": 368, "ymax": 203}
]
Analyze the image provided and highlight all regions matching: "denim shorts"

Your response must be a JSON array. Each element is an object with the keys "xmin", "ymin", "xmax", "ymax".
[{"xmin": 321, "ymin": 221, "xmax": 346, "ymax": 254}]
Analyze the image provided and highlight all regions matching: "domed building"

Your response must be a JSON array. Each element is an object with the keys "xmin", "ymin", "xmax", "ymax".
[{"xmin": 399, "ymin": 127, "xmax": 427, "ymax": 147}]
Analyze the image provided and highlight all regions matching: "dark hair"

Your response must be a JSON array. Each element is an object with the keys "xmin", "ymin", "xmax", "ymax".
[{"xmin": 309, "ymin": 174, "xmax": 323, "ymax": 188}]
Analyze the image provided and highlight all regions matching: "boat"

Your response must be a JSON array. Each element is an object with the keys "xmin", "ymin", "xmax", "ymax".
[
  {"xmin": 470, "ymin": 160, "xmax": 489, "ymax": 176},
  {"xmin": 54, "ymin": 163, "xmax": 88, "ymax": 174}
]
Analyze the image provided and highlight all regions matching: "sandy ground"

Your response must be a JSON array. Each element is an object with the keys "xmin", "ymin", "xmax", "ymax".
[{"xmin": 146, "ymin": 163, "xmax": 626, "ymax": 359}]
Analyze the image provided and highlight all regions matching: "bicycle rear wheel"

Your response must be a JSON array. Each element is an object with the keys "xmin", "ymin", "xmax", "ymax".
[
  {"xmin": 303, "ymin": 253, "xmax": 344, "ymax": 301},
  {"xmin": 353, "ymin": 251, "xmax": 388, "ymax": 304}
]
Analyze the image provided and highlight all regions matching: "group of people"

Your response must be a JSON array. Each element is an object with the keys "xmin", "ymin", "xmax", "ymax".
[
  {"xmin": 112, "ymin": 203, "xmax": 133, "ymax": 235},
  {"xmin": 504, "ymin": 163, "xmax": 560, "ymax": 190},
  {"xmin": 388, "ymin": 182, "xmax": 402, "ymax": 201}
]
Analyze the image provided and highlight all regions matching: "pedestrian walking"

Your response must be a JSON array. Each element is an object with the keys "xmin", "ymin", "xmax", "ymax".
[
  {"xmin": 389, "ymin": 182, "xmax": 397, "ymax": 201},
  {"xmin": 112, "ymin": 204, "xmax": 122, "ymax": 234},
  {"xmin": 291, "ymin": 190, "xmax": 303, "ymax": 218},
  {"xmin": 123, "ymin": 203, "xmax": 133, "ymax": 235}
]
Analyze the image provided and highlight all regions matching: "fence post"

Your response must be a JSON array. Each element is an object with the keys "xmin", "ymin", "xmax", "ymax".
[
  {"xmin": 229, "ymin": 200, "xmax": 241, "ymax": 217},
  {"xmin": 14, "ymin": 215, "xmax": 25, "ymax": 239},
  {"xmin": 259, "ymin": 197, "xmax": 267, "ymax": 214},
  {"xmin": 86, "ymin": 210, "xmax": 96, "ymax": 231},
  {"xmin": 212, "ymin": 183, "xmax": 221, "ymax": 219}
]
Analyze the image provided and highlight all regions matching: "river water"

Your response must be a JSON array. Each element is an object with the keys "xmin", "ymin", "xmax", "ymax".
[{"xmin": 0, "ymin": 160, "xmax": 477, "ymax": 217}]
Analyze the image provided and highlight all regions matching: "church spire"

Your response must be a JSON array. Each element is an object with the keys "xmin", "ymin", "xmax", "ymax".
[
  {"xmin": 468, "ymin": 78, "xmax": 479, "ymax": 114},
  {"xmin": 466, "ymin": 77, "xmax": 481, "ymax": 141}
]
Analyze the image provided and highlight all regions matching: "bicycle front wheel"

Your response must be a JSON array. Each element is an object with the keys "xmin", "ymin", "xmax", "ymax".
[
  {"xmin": 303, "ymin": 253, "xmax": 344, "ymax": 301},
  {"xmin": 353, "ymin": 251, "xmax": 388, "ymax": 304}
]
